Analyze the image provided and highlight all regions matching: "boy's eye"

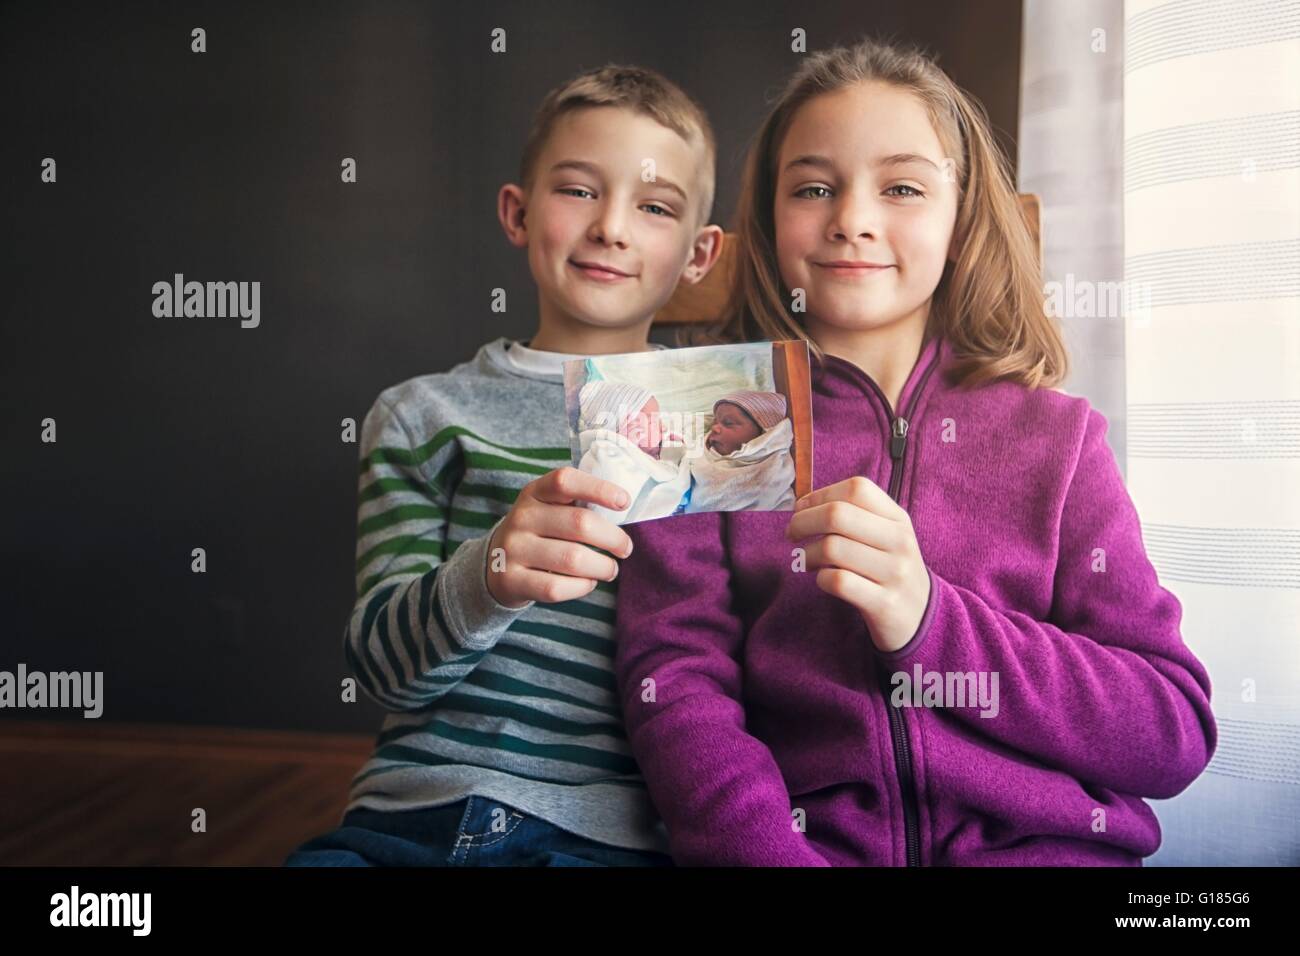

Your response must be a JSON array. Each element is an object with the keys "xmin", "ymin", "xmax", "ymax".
[
  {"xmin": 885, "ymin": 184, "xmax": 924, "ymax": 198},
  {"xmin": 641, "ymin": 202, "xmax": 674, "ymax": 218},
  {"xmin": 794, "ymin": 185, "xmax": 833, "ymax": 200},
  {"xmin": 558, "ymin": 186, "xmax": 595, "ymax": 199}
]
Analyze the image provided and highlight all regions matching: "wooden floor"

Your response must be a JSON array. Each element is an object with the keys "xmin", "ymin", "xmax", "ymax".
[{"xmin": 0, "ymin": 720, "xmax": 374, "ymax": 866}]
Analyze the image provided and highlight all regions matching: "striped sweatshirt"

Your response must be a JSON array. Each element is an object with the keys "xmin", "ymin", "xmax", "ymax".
[{"xmin": 341, "ymin": 336, "xmax": 670, "ymax": 853}]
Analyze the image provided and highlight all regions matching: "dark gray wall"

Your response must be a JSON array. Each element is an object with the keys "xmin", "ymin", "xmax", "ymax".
[{"xmin": 1, "ymin": 0, "xmax": 1022, "ymax": 732}]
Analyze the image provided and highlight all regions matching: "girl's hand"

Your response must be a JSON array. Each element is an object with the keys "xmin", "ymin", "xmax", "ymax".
[{"xmin": 785, "ymin": 476, "xmax": 931, "ymax": 654}]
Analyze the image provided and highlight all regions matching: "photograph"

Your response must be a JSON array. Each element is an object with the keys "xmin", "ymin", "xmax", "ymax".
[{"xmin": 562, "ymin": 340, "xmax": 813, "ymax": 524}]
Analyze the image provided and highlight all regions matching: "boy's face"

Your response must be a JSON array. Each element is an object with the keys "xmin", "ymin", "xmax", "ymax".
[
  {"xmin": 773, "ymin": 81, "xmax": 959, "ymax": 341},
  {"xmin": 514, "ymin": 106, "xmax": 711, "ymax": 333},
  {"xmin": 706, "ymin": 402, "xmax": 761, "ymax": 456}
]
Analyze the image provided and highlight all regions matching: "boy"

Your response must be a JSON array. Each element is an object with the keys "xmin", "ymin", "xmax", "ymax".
[{"xmin": 284, "ymin": 64, "xmax": 723, "ymax": 865}]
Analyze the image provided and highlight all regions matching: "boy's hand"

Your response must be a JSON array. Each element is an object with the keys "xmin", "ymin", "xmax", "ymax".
[
  {"xmin": 785, "ymin": 476, "xmax": 931, "ymax": 654},
  {"xmin": 485, "ymin": 466, "xmax": 634, "ymax": 608}
]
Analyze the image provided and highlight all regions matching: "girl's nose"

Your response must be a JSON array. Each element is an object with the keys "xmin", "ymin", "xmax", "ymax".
[{"xmin": 827, "ymin": 188, "xmax": 884, "ymax": 243}]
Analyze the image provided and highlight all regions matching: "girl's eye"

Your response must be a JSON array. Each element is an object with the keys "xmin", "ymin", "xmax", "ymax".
[
  {"xmin": 559, "ymin": 187, "xmax": 595, "ymax": 199},
  {"xmin": 795, "ymin": 185, "xmax": 833, "ymax": 200},
  {"xmin": 641, "ymin": 203, "xmax": 674, "ymax": 218},
  {"xmin": 885, "ymin": 184, "xmax": 924, "ymax": 198}
]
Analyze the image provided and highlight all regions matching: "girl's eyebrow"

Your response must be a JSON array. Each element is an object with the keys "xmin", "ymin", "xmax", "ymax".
[
  {"xmin": 783, "ymin": 152, "xmax": 940, "ymax": 173},
  {"xmin": 876, "ymin": 152, "xmax": 941, "ymax": 171},
  {"xmin": 783, "ymin": 154, "xmax": 837, "ymax": 174}
]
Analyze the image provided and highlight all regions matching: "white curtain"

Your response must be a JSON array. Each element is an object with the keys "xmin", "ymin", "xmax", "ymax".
[
  {"xmin": 1019, "ymin": 0, "xmax": 1127, "ymax": 471},
  {"xmin": 1022, "ymin": 0, "xmax": 1300, "ymax": 865},
  {"xmin": 1123, "ymin": 0, "xmax": 1300, "ymax": 866}
]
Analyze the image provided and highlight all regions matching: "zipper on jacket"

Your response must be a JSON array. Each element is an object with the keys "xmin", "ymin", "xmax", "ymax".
[
  {"xmin": 888, "ymin": 418, "xmax": 909, "ymax": 498},
  {"xmin": 855, "ymin": 343, "xmax": 940, "ymax": 868}
]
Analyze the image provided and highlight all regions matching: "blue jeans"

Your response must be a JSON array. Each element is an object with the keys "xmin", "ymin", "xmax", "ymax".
[{"xmin": 283, "ymin": 795, "xmax": 675, "ymax": 867}]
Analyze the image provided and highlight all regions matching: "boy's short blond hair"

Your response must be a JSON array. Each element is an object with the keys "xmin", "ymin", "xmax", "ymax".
[{"xmin": 518, "ymin": 64, "xmax": 717, "ymax": 228}]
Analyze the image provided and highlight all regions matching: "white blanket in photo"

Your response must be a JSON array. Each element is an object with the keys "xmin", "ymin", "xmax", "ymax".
[
  {"xmin": 686, "ymin": 416, "xmax": 796, "ymax": 514},
  {"xmin": 577, "ymin": 428, "xmax": 692, "ymax": 524}
]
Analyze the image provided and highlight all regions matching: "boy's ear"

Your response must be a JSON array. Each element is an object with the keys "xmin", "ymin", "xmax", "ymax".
[
  {"xmin": 680, "ymin": 225, "xmax": 726, "ymax": 285},
  {"xmin": 498, "ymin": 183, "xmax": 529, "ymax": 249}
]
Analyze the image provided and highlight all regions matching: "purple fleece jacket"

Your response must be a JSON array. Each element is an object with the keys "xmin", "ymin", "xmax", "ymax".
[{"xmin": 613, "ymin": 334, "xmax": 1217, "ymax": 866}]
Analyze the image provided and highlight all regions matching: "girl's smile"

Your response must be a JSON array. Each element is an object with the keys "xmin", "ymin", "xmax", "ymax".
[{"xmin": 813, "ymin": 261, "xmax": 896, "ymax": 278}]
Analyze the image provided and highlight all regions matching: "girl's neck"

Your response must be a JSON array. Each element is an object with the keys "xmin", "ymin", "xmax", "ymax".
[{"xmin": 807, "ymin": 310, "xmax": 930, "ymax": 413}]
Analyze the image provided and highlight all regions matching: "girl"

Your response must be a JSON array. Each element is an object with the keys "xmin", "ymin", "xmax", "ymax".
[{"xmin": 612, "ymin": 38, "xmax": 1217, "ymax": 866}]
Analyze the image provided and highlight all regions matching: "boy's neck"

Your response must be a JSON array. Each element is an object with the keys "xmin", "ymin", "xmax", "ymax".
[{"xmin": 527, "ymin": 311, "xmax": 659, "ymax": 356}]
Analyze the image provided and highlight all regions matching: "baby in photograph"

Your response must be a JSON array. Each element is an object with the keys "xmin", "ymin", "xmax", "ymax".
[
  {"xmin": 686, "ymin": 390, "xmax": 795, "ymax": 513},
  {"xmin": 576, "ymin": 381, "xmax": 692, "ymax": 524},
  {"xmin": 577, "ymin": 383, "xmax": 796, "ymax": 523}
]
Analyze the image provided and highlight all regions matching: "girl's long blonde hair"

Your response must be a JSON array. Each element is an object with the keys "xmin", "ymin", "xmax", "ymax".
[{"xmin": 695, "ymin": 36, "xmax": 1067, "ymax": 390}]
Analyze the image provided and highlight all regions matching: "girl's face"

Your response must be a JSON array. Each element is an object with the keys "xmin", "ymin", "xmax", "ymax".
[
  {"xmin": 706, "ymin": 402, "xmax": 761, "ymax": 456},
  {"xmin": 773, "ymin": 81, "xmax": 959, "ymax": 341}
]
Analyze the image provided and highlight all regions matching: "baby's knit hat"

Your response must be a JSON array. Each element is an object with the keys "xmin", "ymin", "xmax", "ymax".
[
  {"xmin": 578, "ymin": 381, "xmax": 656, "ymax": 433},
  {"xmin": 713, "ymin": 390, "xmax": 787, "ymax": 431}
]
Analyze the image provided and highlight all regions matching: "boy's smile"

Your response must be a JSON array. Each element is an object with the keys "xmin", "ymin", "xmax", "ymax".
[{"xmin": 569, "ymin": 258, "xmax": 638, "ymax": 282}]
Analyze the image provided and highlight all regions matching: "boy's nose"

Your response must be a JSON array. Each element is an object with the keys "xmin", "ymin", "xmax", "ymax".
[{"xmin": 589, "ymin": 206, "xmax": 630, "ymax": 248}]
